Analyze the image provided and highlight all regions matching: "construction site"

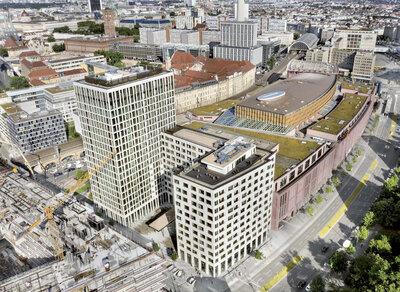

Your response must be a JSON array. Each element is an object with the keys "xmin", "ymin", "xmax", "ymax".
[{"xmin": 0, "ymin": 158, "xmax": 169, "ymax": 292}]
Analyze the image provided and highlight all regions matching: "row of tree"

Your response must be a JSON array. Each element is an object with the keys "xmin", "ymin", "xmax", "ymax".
[{"xmin": 94, "ymin": 50, "xmax": 124, "ymax": 68}]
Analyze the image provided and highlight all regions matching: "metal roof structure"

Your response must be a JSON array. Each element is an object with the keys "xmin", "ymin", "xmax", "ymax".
[{"xmin": 289, "ymin": 33, "xmax": 319, "ymax": 52}]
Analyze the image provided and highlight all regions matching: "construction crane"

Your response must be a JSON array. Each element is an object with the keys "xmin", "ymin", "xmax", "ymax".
[
  {"xmin": 13, "ymin": 149, "xmax": 117, "ymax": 261},
  {"xmin": 0, "ymin": 138, "xmax": 35, "ymax": 176}
]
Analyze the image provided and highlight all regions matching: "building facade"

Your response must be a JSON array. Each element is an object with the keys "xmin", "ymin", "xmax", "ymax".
[
  {"xmin": 173, "ymin": 137, "xmax": 275, "ymax": 277},
  {"xmin": 111, "ymin": 42, "xmax": 162, "ymax": 61},
  {"xmin": 74, "ymin": 68, "xmax": 176, "ymax": 226},
  {"xmin": 3, "ymin": 104, "xmax": 67, "ymax": 153},
  {"xmin": 332, "ymin": 28, "xmax": 377, "ymax": 51},
  {"xmin": 352, "ymin": 51, "xmax": 376, "ymax": 81},
  {"xmin": 47, "ymin": 54, "xmax": 106, "ymax": 72}
]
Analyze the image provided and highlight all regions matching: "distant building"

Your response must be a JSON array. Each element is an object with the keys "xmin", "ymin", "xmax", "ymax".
[
  {"xmin": 306, "ymin": 47, "xmax": 330, "ymax": 63},
  {"xmin": 383, "ymin": 26, "xmax": 400, "ymax": 42},
  {"xmin": 88, "ymin": 0, "xmax": 102, "ymax": 12},
  {"xmin": 257, "ymin": 36, "xmax": 281, "ymax": 68},
  {"xmin": 205, "ymin": 15, "xmax": 229, "ymax": 31},
  {"xmin": 46, "ymin": 54, "xmax": 106, "ymax": 72},
  {"xmin": 259, "ymin": 32, "xmax": 294, "ymax": 46},
  {"xmin": 235, "ymin": 0, "xmax": 249, "ymax": 21},
  {"xmin": 111, "ymin": 42, "xmax": 162, "ymax": 61},
  {"xmin": 288, "ymin": 33, "xmax": 319, "ymax": 53},
  {"xmin": 169, "ymin": 51, "xmax": 255, "ymax": 113},
  {"xmin": 28, "ymin": 68, "xmax": 61, "ymax": 85},
  {"xmin": 119, "ymin": 19, "xmax": 171, "ymax": 29},
  {"xmin": 1, "ymin": 103, "xmax": 67, "ymax": 153},
  {"xmin": 139, "ymin": 28, "xmax": 167, "ymax": 45},
  {"xmin": 287, "ymin": 60, "xmax": 338, "ymax": 78},
  {"xmin": 201, "ymin": 30, "xmax": 221, "ymax": 45},
  {"xmin": 332, "ymin": 28, "xmax": 377, "ymax": 52},
  {"xmin": 268, "ymin": 18, "xmax": 287, "ymax": 33},
  {"xmin": 352, "ymin": 51, "xmax": 376, "ymax": 81},
  {"xmin": 162, "ymin": 43, "xmax": 209, "ymax": 60},
  {"xmin": 102, "ymin": 9, "xmax": 116, "ymax": 37},
  {"xmin": 64, "ymin": 36, "xmax": 134, "ymax": 53}
]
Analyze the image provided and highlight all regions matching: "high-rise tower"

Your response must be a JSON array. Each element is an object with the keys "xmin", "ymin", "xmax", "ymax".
[
  {"xmin": 102, "ymin": 9, "xmax": 116, "ymax": 37},
  {"xmin": 74, "ymin": 67, "xmax": 176, "ymax": 226}
]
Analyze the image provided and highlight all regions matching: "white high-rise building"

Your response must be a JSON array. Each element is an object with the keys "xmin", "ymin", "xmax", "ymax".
[
  {"xmin": 235, "ymin": 0, "xmax": 249, "ymax": 21},
  {"xmin": 268, "ymin": 18, "xmax": 287, "ymax": 33},
  {"xmin": 220, "ymin": 21, "xmax": 258, "ymax": 48},
  {"xmin": 173, "ymin": 136, "xmax": 275, "ymax": 276},
  {"xmin": 74, "ymin": 68, "xmax": 176, "ymax": 225}
]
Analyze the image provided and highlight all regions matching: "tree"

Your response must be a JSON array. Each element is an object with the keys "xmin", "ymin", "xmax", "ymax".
[
  {"xmin": 0, "ymin": 48, "xmax": 8, "ymax": 57},
  {"xmin": 373, "ymin": 198, "xmax": 397, "ymax": 228},
  {"xmin": 76, "ymin": 170, "xmax": 85, "ymax": 179},
  {"xmin": 53, "ymin": 26, "xmax": 71, "ymax": 33},
  {"xmin": 363, "ymin": 211, "xmax": 376, "ymax": 228},
  {"xmin": 306, "ymin": 206, "xmax": 314, "ymax": 215},
  {"xmin": 94, "ymin": 50, "xmax": 124, "ymax": 67},
  {"xmin": 170, "ymin": 252, "xmax": 178, "ymax": 261},
  {"xmin": 10, "ymin": 76, "xmax": 30, "ymax": 89},
  {"xmin": 369, "ymin": 235, "xmax": 392, "ymax": 255},
  {"xmin": 346, "ymin": 243, "xmax": 356, "ymax": 255},
  {"xmin": 294, "ymin": 32, "xmax": 301, "ymax": 40},
  {"xmin": 88, "ymin": 192, "xmax": 93, "ymax": 200},
  {"xmin": 153, "ymin": 242, "xmax": 160, "ymax": 252},
  {"xmin": 310, "ymin": 275, "xmax": 325, "ymax": 292},
  {"xmin": 356, "ymin": 149, "xmax": 362, "ymax": 156},
  {"xmin": 254, "ymin": 250, "xmax": 263, "ymax": 260},
  {"xmin": 352, "ymin": 156, "xmax": 357, "ymax": 163},
  {"xmin": 347, "ymin": 254, "xmax": 376, "ymax": 288},
  {"xmin": 356, "ymin": 226, "xmax": 370, "ymax": 241},
  {"xmin": 315, "ymin": 195, "xmax": 323, "ymax": 204},
  {"xmin": 346, "ymin": 163, "xmax": 353, "ymax": 171},
  {"xmin": 47, "ymin": 35, "xmax": 55, "ymax": 42},
  {"xmin": 267, "ymin": 56, "xmax": 276, "ymax": 70},
  {"xmin": 52, "ymin": 43, "xmax": 65, "ymax": 52},
  {"xmin": 384, "ymin": 174, "xmax": 399, "ymax": 192},
  {"xmin": 332, "ymin": 177, "xmax": 341, "ymax": 187},
  {"xmin": 329, "ymin": 251, "xmax": 348, "ymax": 273},
  {"xmin": 325, "ymin": 186, "xmax": 332, "ymax": 193}
]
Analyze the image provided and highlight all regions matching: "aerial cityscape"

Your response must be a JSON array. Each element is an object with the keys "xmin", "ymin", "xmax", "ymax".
[{"xmin": 0, "ymin": 0, "xmax": 399, "ymax": 291}]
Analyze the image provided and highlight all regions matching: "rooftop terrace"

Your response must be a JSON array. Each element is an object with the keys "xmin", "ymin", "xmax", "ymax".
[
  {"xmin": 310, "ymin": 93, "xmax": 367, "ymax": 135},
  {"xmin": 45, "ymin": 86, "xmax": 74, "ymax": 94},
  {"xmin": 341, "ymin": 82, "xmax": 373, "ymax": 94},
  {"xmin": 191, "ymin": 99, "xmax": 240, "ymax": 116}
]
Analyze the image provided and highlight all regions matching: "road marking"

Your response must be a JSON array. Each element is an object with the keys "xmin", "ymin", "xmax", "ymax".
[
  {"xmin": 389, "ymin": 113, "xmax": 397, "ymax": 138},
  {"xmin": 318, "ymin": 173, "xmax": 371, "ymax": 238},
  {"xmin": 260, "ymin": 256, "xmax": 303, "ymax": 291},
  {"xmin": 370, "ymin": 159, "xmax": 378, "ymax": 170}
]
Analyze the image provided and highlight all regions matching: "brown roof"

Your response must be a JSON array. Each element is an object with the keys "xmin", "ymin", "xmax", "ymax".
[
  {"xmin": 30, "ymin": 79, "xmax": 46, "ymax": 86},
  {"xmin": 21, "ymin": 58, "xmax": 47, "ymax": 70},
  {"xmin": 62, "ymin": 68, "xmax": 87, "ymax": 76},
  {"xmin": 19, "ymin": 51, "xmax": 40, "ymax": 58},
  {"xmin": 4, "ymin": 36, "xmax": 20, "ymax": 48},
  {"xmin": 171, "ymin": 51, "xmax": 197, "ymax": 66},
  {"xmin": 238, "ymin": 73, "xmax": 337, "ymax": 115},
  {"xmin": 28, "ymin": 68, "xmax": 59, "ymax": 79}
]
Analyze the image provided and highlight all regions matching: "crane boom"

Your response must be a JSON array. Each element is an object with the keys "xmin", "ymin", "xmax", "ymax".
[{"xmin": 13, "ymin": 149, "xmax": 117, "ymax": 261}]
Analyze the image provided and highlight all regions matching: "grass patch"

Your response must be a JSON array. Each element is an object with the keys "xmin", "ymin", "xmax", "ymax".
[
  {"xmin": 184, "ymin": 121, "xmax": 208, "ymax": 130},
  {"xmin": 76, "ymin": 183, "xmax": 90, "ymax": 194},
  {"xmin": 371, "ymin": 116, "xmax": 379, "ymax": 133},
  {"xmin": 341, "ymin": 82, "xmax": 373, "ymax": 94},
  {"xmin": 310, "ymin": 94, "xmax": 367, "ymax": 135},
  {"xmin": 45, "ymin": 86, "xmax": 74, "ymax": 94},
  {"xmin": 190, "ymin": 99, "xmax": 240, "ymax": 116},
  {"xmin": 274, "ymin": 165, "xmax": 286, "ymax": 179},
  {"xmin": 67, "ymin": 123, "xmax": 80, "ymax": 140}
]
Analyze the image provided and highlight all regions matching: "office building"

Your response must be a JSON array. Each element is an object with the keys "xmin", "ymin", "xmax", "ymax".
[
  {"xmin": 173, "ymin": 136, "xmax": 275, "ymax": 276},
  {"xmin": 43, "ymin": 85, "xmax": 77, "ymax": 122},
  {"xmin": 74, "ymin": 67, "xmax": 176, "ymax": 225},
  {"xmin": 176, "ymin": 15, "xmax": 195, "ymax": 30},
  {"xmin": 352, "ymin": 51, "xmax": 376, "ymax": 81},
  {"xmin": 201, "ymin": 30, "xmax": 221, "ymax": 45},
  {"xmin": 162, "ymin": 43, "xmax": 209, "ymax": 60},
  {"xmin": 259, "ymin": 32, "xmax": 293, "ymax": 46},
  {"xmin": 111, "ymin": 42, "xmax": 162, "ymax": 61},
  {"xmin": 332, "ymin": 28, "xmax": 377, "ymax": 51},
  {"xmin": 329, "ymin": 49, "xmax": 355, "ymax": 70},
  {"xmin": 88, "ymin": 0, "xmax": 102, "ymax": 13},
  {"xmin": 65, "ymin": 36, "xmax": 134, "ymax": 53},
  {"xmin": 140, "ymin": 28, "xmax": 167, "ymax": 46},
  {"xmin": 268, "ymin": 19, "xmax": 287, "ymax": 33},
  {"xmin": 47, "ymin": 54, "xmax": 106, "ymax": 72},
  {"xmin": 257, "ymin": 36, "xmax": 281, "ymax": 68},
  {"xmin": 2, "ymin": 103, "xmax": 66, "ymax": 153},
  {"xmin": 306, "ymin": 47, "xmax": 331, "ymax": 63},
  {"xmin": 235, "ymin": 0, "xmax": 249, "ymax": 22}
]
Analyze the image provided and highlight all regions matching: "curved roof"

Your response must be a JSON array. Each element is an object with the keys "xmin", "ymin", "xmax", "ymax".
[
  {"xmin": 289, "ymin": 33, "xmax": 319, "ymax": 51},
  {"xmin": 237, "ymin": 73, "xmax": 337, "ymax": 115}
]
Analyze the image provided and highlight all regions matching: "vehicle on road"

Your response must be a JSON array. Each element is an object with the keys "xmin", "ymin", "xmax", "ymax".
[
  {"xmin": 297, "ymin": 280, "xmax": 306, "ymax": 289},
  {"xmin": 187, "ymin": 276, "xmax": 196, "ymax": 285},
  {"xmin": 167, "ymin": 264, "xmax": 174, "ymax": 272},
  {"xmin": 321, "ymin": 246, "xmax": 329, "ymax": 253},
  {"xmin": 175, "ymin": 269, "xmax": 183, "ymax": 278},
  {"xmin": 305, "ymin": 283, "xmax": 311, "ymax": 292},
  {"xmin": 54, "ymin": 172, "xmax": 62, "ymax": 177}
]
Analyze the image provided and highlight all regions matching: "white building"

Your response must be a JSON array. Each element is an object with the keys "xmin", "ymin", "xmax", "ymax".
[
  {"xmin": 43, "ymin": 86, "xmax": 77, "ymax": 122},
  {"xmin": 214, "ymin": 45, "xmax": 263, "ymax": 66},
  {"xmin": 260, "ymin": 32, "xmax": 294, "ymax": 46},
  {"xmin": 220, "ymin": 21, "xmax": 258, "ymax": 48},
  {"xmin": 201, "ymin": 30, "xmax": 221, "ymax": 45},
  {"xmin": 74, "ymin": 68, "xmax": 176, "ymax": 226},
  {"xmin": 268, "ymin": 18, "xmax": 287, "ymax": 33},
  {"xmin": 47, "ymin": 54, "xmax": 106, "ymax": 73},
  {"xmin": 170, "ymin": 29, "xmax": 200, "ymax": 45},
  {"xmin": 176, "ymin": 15, "xmax": 194, "ymax": 30},
  {"xmin": 173, "ymin": 135, "xmax": 275, "ymax": 276},
  {"xmin": 235, "ymin": 0, "xmax": 249, "ymax": 22},
  {"xmin": 352, "ymin": 51, "xmax": 376, "ymax": 81},
  {"xmin": 139, "ymin": 27, "xmax": 167, "ymax": 45},
  {"xmin": 332, "ymin": 28, "xmax": 377, "ymax": 52}
]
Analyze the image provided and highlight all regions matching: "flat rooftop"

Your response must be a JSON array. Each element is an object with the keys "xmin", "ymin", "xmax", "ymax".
[
  {"xmin": 341, "ymin": 82, "xmax": 373, "ymax": 94},
  {"xmin": 0, "ymin": 102, "xmax": 22, "ymax": 114},
  {"xmin": 79, "ymin": 67, "xmax": 165, "ymax": 88},
  {"xmin": 238, "ymin": 73, "xmax": 337, "ymax": 115},
  {"xmin": 181, "ymin": 153, "xmax": 264, "ymax": 188},
  {"xmin": 191, "ymin": 99, "xmax": 240, "ymax": 116},
  {"xmin": 47, "ymin": 54, "xmax": 104, "ymax": 64},
  {"xmin": 310, "ymin": 93, "xmax": 368, "ymax": 135},
  {"xmin": 8, "ymin": 109, "xmax": 60, "ymax": 123},
  {"xmin": 44, "ymin": 86, "xmax": 74, "ymax": 94}
]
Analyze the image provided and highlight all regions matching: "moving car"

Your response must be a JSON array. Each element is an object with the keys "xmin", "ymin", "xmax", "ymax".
[
  {"xmin": 297, "ymin": 280, "xmax": 306, "ymax": 289},
  {"xmin": 321, "ymin": 246, "xmax": 329, "ymax": 253}
]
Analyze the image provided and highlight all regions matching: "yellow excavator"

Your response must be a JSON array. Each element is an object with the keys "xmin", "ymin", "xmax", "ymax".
[{"xmin": 12, "ymin": 149, "xmax": 117, "ymax": 261}]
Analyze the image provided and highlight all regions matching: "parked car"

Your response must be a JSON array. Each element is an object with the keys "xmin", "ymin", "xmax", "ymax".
[
  {"xmin": 167, "ymin": 264, "xmax": 174, "ymax": 272},
  {"xmin": 187, "ymin": 276, "xmax": 196, "ymax": 285},
  {"xmin": 54, "ymin": 172, "xmax": 62, "ymax": 177},
  {"xmin": 321, "ymin": 246, "xmax": 329, "ymax": 253},
  {"xmin": 175, "ymin": 269, "xmax": 183, "ymax": 278},
  {"xmin": 305, "ymin": 283, "xmax": 311, "ymax": 292},
  {"xmin": 297, "ymin": 280, "xmax": 306, "ymax": 289}
]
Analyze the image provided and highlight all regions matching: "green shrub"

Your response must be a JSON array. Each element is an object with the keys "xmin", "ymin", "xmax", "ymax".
[
  {"xmin": 315, "ymin": 195, "xmax": 323, "ymax": 204},
  {"xmin": 306, "ymin": 206, "xmax": 315, "ymax": 215},
  {"xmin": 346, "ymin": 163, "xmax": 353, "ymax": 171},
  {"xmin": 153, "ymin": 242, "xmax": 160, "ymax": 252},
  {"xmin": 346, "ymin": 243, "xmax": 356, "ymax": 254},
  {"xmin": 170, "ymin": 252, "xmax": 178, "ymax": 261},
  {"xmin": 332, "ymin": 177, "xmax": 341, "ymax": 187},
  {"xmin": 356, "ymin": 149, "xmax": 362, "ymax": 156},
  {"xmin": 254, "ymin": 250, "xmax": 263, "ymax": 260},
  {"xmin": 352, "ymin": 156, "xmax": 357, "ymax": 163},
  {"xmin": 326, "ymin": 186, "xmax": 333, "ymax": 193}
]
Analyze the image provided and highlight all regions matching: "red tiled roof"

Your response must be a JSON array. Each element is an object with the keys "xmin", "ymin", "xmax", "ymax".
[
  {"xmin": 171, "ymin": 51, "xmax": 197, "ymax": 66},
  {"xmin": 62, "ymin": 68, "xmax": 87, "ymax": 76},
  {"xmin": 21, "ymin": 58, "xmax": 47, "ymax": 70},
  {"xmin": 30, "ymin": 79, "xmax": 46, "ymax": 86},
  {"xmin": 4, "ymin": 36, "xmax": 20, "ymax": 48},
  {"xmin": 28, "ymin": 68, "xmax": 59, "ymax": 79},
  {"xmin": 19, "ymin": 51, "xmax": 40, "ymax": 58}
]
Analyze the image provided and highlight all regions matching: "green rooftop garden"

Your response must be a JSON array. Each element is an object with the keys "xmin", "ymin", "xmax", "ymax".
[
  {"xmin": 45, "ymin": 86, "xmax": 74, "ymax": 94},
  {"xmin": 0, "ymin": 102, "xmax": 21, "ymax": 114},
  {"xmin": 190, "ymin": 99, "xmax": 240, "ymax": 116},
  {"xmin": 341, "ymin": 82, "xmax": 373, "ymax": 94},
  {"xmin": 310, "ymin": 94, "xmax": 367, "ymax": 135},
  {"xmin": 184, "ymin": 121, "xmax": 321, "ymax": 179}
]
